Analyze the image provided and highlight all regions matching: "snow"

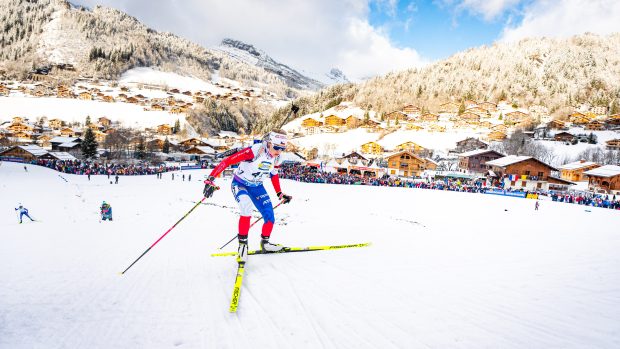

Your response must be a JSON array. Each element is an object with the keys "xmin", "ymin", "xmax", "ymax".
[
  {"xmin": 1, "ymin": 161, "xmax": 619, "ymax": 348},
  {"xmin": 0, "ymin": 96, "xmax": 180, "ymax": 129},
  {"xmin": 486, "ymin": 155, "xmax": 533, "ymax": 167},
  {"xmin": 558, "ymin": 160, "xmax": 599, "ymax": 170},
  {"xmin": 584, "ymin": 165, "xmax": 620, "ymax": 177}
]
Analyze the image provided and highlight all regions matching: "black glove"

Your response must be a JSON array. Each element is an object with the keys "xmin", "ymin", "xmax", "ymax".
[
  {"xmin": 277, "ymin": 191, "xmax": 292, "ymax": 204},
  {"xmin": 203, "ymin": 176, "xmax": 219, "ymax": 198}
]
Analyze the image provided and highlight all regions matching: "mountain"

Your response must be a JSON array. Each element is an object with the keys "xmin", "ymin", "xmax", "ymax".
[
  {"xmin": 0, "ymin": 0, "xmax": 319, "ymax": 98},
  {"xmin": 283, "ymin": 33, "xmax": 620, "ymax": 120},
  {"xmin": 212, "ymin": 39, "xmax": 325, "ymax": 91}
]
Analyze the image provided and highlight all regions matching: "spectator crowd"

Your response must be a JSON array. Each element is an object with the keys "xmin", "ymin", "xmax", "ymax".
[{"xmin": 30, "ymin": 158, "xmax": 180, "ymax": 176}]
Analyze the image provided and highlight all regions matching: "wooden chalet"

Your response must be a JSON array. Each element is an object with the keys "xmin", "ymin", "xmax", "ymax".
[
  {"xmin": 150, "ymin": 104, "xmax": 165, "ymax": 111},
  {"xmin": 384, "ymin": 111, "xmax": 408, "ymax": 122},
  {"xmin": 346, "ymin": 116, "xmax": 362, "ymax": 129},
  {"xmin": 324, "ymin": 115, "xmax": 346, "ymax": 127},
  {"xmin": 0, "ymin": 84, "xmax": 9, "ymax": 96},
  {"xmin": 559, "ymin": 160, "xmax": 600, "ymax": 182},
  {"xmin": 455, "ymin": 137, "xmax": 488, "ymax": 153},
  {"xmin": 459, "ymin": 112, "xmax": 480, "ymax": 123},
  {"xmin": 157, "ymin": 124, "xmax": 173, "ymax": 135},
  {"xmin": 78, "ymin": 92, "xmax": 93, "ymax": 100},
  {"xmin": 485, "ymin": 155, "xmax": 571, "ymax": 191},
  {"xmin": 486, "ymin": 131, "xmax": 507, "ymax": 141},
  {"xmin": 491, "ymin": 124, "xmax": 508, "ymax": 133},
  {"xmin": 584, "ymin": 165, "xmax": 620, "ymax": 194},
  {"xmin": 0, "ymin": 145, "xmax": 48, "ymax": 161},
  {"xmin": 605, "ymin": 139, "xmax": 620, "ymax": 150},
  {"xmin": 98, "ymin": 117, "xmax": 111, "ymax": 128},
  {"xmin": 179, "ymin": 138, "xmax": 208, "ymax": 149},
  {"xmin": 439, "ymin": 102, "xmax": 460, "ymax": 114},
  {"xmin": 458, "ymin": 149, "xmax": 505, "ymax": 174},
  {"xmin": 385, "ymin": 150, "xmax": 430, "ymax": 177},
  {"xmin": 50, "ymin": 137, "xmax": 82, "ymax": 151},
  {"xmin": 419, "ymin": 113, "xmax": 439, "ymax": 122},
  {"xmin": 554, "ymin": 132, "xmax": 576, "ymax": 142},
  {"xmin": 465, "ymin": 106, "xmax": 487, "ymax": 116},
  {"xmin": 547, "ymin": 119, "xmax": 566, "ymax": 129},
  {"xmin": 402, "ymin": 104, "xmax": 421, "ymax": 114},
  {"xmin": 478, "ymin": 102, "xmax": 497, "ymax": 112},
  {"xmin": 48, "ymin": 118, "xmax": 63, "ymax": 129},
  {"xmin": 395, "ymin": 141, "xmax": 429, "ymax": 156},
  {"xmin": 463, "ymin": 100, "xmax": 477, "ymax": 108},
  {"xmin": 585, "ymin": 120, "xmax": 606, "ymax": 130},
  {"xmin": 504, "ymin": 111, "xmax": 529, "ymax": 123},
  {"xmin": 360, "ymin": 141, "xmax": 384, "ymax": 155},
  {"xmin": 59, "ymin": 127, "xmax": 79, "ymax": 137},
  {"xmin": 301, "ymin": 117, "xmax": 322, "ymax": 128},
  {"xmin": 568, "ymin": 112, "xmax": 590, "ymax": 124}
]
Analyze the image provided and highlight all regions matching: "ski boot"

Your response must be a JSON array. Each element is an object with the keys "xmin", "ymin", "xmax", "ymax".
[
  {"xmin": 260, "ymin": 236, "xmax": 284, "ymax": 252},
  {"xmin": 237, "ymin": 236, "xmax": 248, "ymax": 264}
]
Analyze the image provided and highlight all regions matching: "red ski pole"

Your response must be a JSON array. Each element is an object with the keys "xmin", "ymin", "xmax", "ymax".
[{"xmin": 120, "ymin": 196, "xmax": 207, "ymax": 275}]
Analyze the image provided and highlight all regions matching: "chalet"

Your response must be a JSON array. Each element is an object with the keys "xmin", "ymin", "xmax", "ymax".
[
  {"xmin": 504, "ymin": 111, "xmax": 529, "ymax": 123},
  {"xmin": 606, "ymin": 139, "xmax": 620, "ymax": 150},
  {"xmin": 405, "ymin": 123, "xmax": 424, "ymax": 131},
  {"xmin": 491, "ymin": 124, "xmax": 508, "ymax": 133},
  {"xmin": 547, "ymin": 120, "xmax": 566, "ymax": 129},
  {"xmin": 0, "ymin": 84, "xmax": 9, "ymax": 96},
  {"xmin": 183, "ymin": 91, "xmax": 192, "ymax": 96},
  {"xmin": 48, "ymin": 119, "xmax": 62, "ymax": 130},
  {"xmin": 360, "ymin": 141, "xmax": 384, "ymax": 155},
  {"xmin": 402, "ymin": 104, "xmax": 420, "ymax": 114},
  {"xmin": 455, "ymin": 137, "xmax": 488, "ymax": 153},
  {"xmin": 38, "ymin": 151, "xmax": 77, "ymax": 161},
  {"xmin": 463, "ymin": 100, "xmax": 477, "ymax": 108},
  {"xmin": 93, "ymin": 131, "xmax": 106, "ymax": 143},
  {"xmin": 385, "ymin": 150, "xmax": 429, "ymax": 177},
  {"xmin": 193, "ymin": 95, "xmax": 205, "ymax": 103},
  {"xmin": 419, "ymin": 113, "xmax": 439, "ymax": 122},
  {"xmin": 178, "ymin": 138, "xmax": 208, "ymax": 149},
  {"xmin": 478, "ymin": 102, "xmax": 497, "ymax": 112},
  {"xmin": 346, "ymin": 116, "xmax": 362, "ymax": 129},
  {"xmin": 459, "ymin": 112, "xmax": 480, "ymax": 123},
  {"xmin": 36, "ymin": 134, "xmax": 54, "ymax": 147},
  {"xmin": 590, "ymin": 106, "xmax": 607, "ymax": 115},
  {"xmin": 304, "ymin": 126, "xmax": 321, "ymax": 135},
  {"xmin": 465, "ymin": 107, "xmax": 487, "ymax": 116},
  {"xmin": 7, "ymin": 122, "xmax": 34, "ymax": 133},
  {"xmin": 584, "ymin": 165, "xmax": 620, "ymax": 194},
  {"xmin": 554, "ymin": 132, "xmax": 576, "ymax": 143},
  {"xmin": 59, "ymin": 127, "xmax": 79, "ymax": 137},
  {"xmin": 78, "ymin": 92, "xmax": 93, "ymax": 100},
  {"xmin": 299, "ymin": 147, "xmax": 319, "ymax": 160},
  {"xmin": 50, "ymin": 137, "xmax": 82, "ymax": 151},
  {"xmin": 10, "ymin": 131, "xmax": 33, "ymax": 141},
  {"xmin": 151, "ymin": 104, "xmax": 164, "ymax": 111},
  {"xmin": 157, "ymin": 124, "xmax": 173, "ymax": 135},
  {"xmin": 486, "ymin": 131, "xmax": 507, "ymax": 141},
  {"xmin": 427, "ymin": 124, "xmax": 445, "ymax": 133},
  {"xmin": 458, "ymin": 149, "xmax": 505, "ymax": 175},
  {"xmin": 301, "ymin": 117, "xmax": 322, "ymax": 128},
  {"xmin": 568, "ymin": 112, "xmax": 590, "ymax": 124},
  {"xmin": 324, "ymin": 115, "xmax": 345, "ymax": 127},
  {"xmin": 102, "ymin": 95, "xmax": 115, "ymax": 103},
  {"xmin": 585, "ymin": 120, "xmax": 606, "ymax": 130},
  {"xmin": 0, "ymin": 145, "xmax": 47, "ymax": 161},
  {"xmin": 558, "ymin": 160, "xmax": 600, "ymax": 182},
  {"xmin": 384, "ymin": 111, "xmax": 408, "ymax": 122},
  {"xmin": 395, "ymin": 141, "xmax": 429, "ymax": 156},
  {"xmin": 98, "ymin": 117, "xmax": 111, "ymax": 127},
  {"xmin": 439, "ymin": 102, "xmax": 460, "ymax": 114},
  {"xmin": 185, "ymin": 146, "xmax": 216, "ymax": 155},
  {"xmin": 485, "ymin": 155, "xmax": 571, "ymax": 191}
]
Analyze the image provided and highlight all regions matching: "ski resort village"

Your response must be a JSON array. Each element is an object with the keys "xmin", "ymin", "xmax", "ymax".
[{"xmin": 2, "ymin": 0, "xmax": 620, "ymax": 348}]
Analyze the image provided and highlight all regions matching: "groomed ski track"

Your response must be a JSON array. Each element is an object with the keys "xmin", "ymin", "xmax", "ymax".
[{"xmin": 1, "ymin": 162, "xmax": 620, "ymax": 348}]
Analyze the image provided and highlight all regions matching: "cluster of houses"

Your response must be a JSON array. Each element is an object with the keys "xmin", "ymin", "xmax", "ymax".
[{"xmin": 295, "ymin": 101, "xmax": 620, "ymax": 143}]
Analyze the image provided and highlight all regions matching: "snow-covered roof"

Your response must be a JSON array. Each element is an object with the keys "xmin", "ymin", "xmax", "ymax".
[
  {"xmin": 17, "ymin": 145, "xmax": 48, "ymax": 156},
  {"xmin": 59, "ymin": 142, "xmax": 79, "ymax": 148},
  {"xmin": 558, "ymin": 160, "xmax": 598, "ymax": 170},
  {"xmin": 194, "ymin": 146, "xmax": 215, "ymax": 154},
  {"xmin": 217, "ymin": 131, "xmax": 239, "ymax": 138},
  {"xmin": 458, "ymin": 148, "xmax": 500, "ymax": 157},
  {"xmin": 485, "ymin": 155, "xmax": 532, "ymax": 167},
  {"xmin": 47, "ymin": 152, "xmax": 77, "ymax": 161},
  {"xmin": 584, "ymin": 165, "xmax": 620, "ymax": 177},
  {"xmin": 50, "ymin": 136, "xmax": 80, "ymax": 144}
]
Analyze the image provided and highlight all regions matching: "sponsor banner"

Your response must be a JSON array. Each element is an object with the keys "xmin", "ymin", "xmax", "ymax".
[
  {"xmin": 180, "ymin": 165, "xmax": 203, "ymax": 170},
  {"xmin": 485, "ymin": 188, "xmax": 527, "ymax": 198},
  {"xmin": 0, "ymin": 156, "xmax": 24, "ymax": 163}
]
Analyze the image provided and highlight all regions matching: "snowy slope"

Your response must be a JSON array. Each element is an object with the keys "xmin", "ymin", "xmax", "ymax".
[{"xmin": 1, "ymin": 162, "xmax": 619, "ymax": 348}]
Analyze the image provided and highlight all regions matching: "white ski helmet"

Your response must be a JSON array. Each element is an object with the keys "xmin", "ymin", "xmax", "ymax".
[{"xmin": 266, "ymin": 130, "xmax": 288, "ymax": 149}]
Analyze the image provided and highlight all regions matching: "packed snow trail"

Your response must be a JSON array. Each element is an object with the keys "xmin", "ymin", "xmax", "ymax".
[{"xmin": 1, "ymin": 162, "xmax": 620, "ymax": 348}]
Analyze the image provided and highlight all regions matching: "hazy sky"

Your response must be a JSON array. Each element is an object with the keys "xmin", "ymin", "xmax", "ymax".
[{"xmin": 72, "ymin": 0, "xmax": 620, "ymax": 80}]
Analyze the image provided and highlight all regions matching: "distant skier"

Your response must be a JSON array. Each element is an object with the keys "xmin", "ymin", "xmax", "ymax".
[
  {"xmin": 535, "ymin": 200, "xmax": 540, "ymax": 211},
  {"xmin": 202, "ymin": 129, "xmax": 293, "ymax": 264},
  {"xmin": 23, "ymin": 165, "xmax": 28, "ymax": 172},
  {"xmin": 15, "ymin": 204, "xmax": 34, "ymax": 223},
  {"xmin": 100, "ymin": 201, "xmax": 113, "ymax": 221},
  {"xmin": 188, "ymin": 174, "xmax": 191, "ymax": 181},
  {"xmin": 115, "ymin": 175, "xmax": 119, "ymax": 184}
]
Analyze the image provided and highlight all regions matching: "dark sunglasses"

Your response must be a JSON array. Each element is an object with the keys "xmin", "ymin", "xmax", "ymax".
[{"xmin": 272, "ymin": 144, "xmax": 286, "ymax": 151}]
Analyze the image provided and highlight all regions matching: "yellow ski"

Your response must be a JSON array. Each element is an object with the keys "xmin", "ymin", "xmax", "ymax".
[
  {"xmin": 229, "ymin": 263, "xmax": 245, "ymax": 313},
  {"xmin": 213, "ymin": 242, "xmax": 371, "ymax": 257}
]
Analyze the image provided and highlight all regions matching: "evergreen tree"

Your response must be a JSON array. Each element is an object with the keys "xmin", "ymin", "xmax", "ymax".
[
  {"xmin": 173, "ymin": 119, "xmax": 180, "ymax": 134},
  {"xmin": 81, "ymin": 128, "xmax": 98, "ymax": 159},
  {"xmin": 85, "ymin": 115, "xmax": 91, "ymax": 126},
  {"xmin": 363, "ymin": 109, "xmax": 370, "ymax": 124},
  {"xmin": 458, "ymin": 103, "xmax": 465, "ymax": 115},
  {"xmin": 162, "ymin": 138, "xmax": 170, "ymax": 153},
  {"xmin": 588, "ymin": 132, "xmax": 597, "ymax": 144},
  {"xmin": 135, "ymin": 137, "xmax": 146, "ymax": 159}
]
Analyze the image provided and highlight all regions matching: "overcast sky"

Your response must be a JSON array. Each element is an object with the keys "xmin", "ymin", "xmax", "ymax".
[{"xmin": 72, "ymin": 0, "xmax": 620, "ymax": 80}]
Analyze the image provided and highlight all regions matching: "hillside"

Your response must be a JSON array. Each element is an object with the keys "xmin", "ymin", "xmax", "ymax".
[
  {"xmin": 0, "ymin": 0, "xmax": 320, "ymax": 98},
  {"xmin": 281, "ymin": 33, "xmax": 620, "ymax": 121}
]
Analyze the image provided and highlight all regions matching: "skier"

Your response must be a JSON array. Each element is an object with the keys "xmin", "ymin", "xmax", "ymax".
[
  {"xmin": 15, "ymin": 204, "xmax": 34, "ymax": 223},
  {"xmin": 535, "ymin": 200, "xmax": 540, "ymax": 211},
  {"xmin": 115, "ymin": 175, "xmax": 119, "ymax": 184},
  {"xmin": 202, "ymin": 130, "xmax": 293, "ymax": 263},
  {"xmin": 100, "ymin": 201, "xmax": 113, "ymax": 221}
]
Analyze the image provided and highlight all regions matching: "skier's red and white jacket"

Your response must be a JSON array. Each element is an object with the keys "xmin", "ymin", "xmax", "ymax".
[{"xmin": 208, "ymin": 142, "xmax": 282, "ymax": 192}]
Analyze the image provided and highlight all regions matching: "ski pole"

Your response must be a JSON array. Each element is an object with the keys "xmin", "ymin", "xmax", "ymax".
[
  {"xmin": 218, "ymin": 201, "xmax": 284, "ymax": 250},
  {"xmin": 119, "ymin": 196, "xmax": 207, "ymax": 275}
]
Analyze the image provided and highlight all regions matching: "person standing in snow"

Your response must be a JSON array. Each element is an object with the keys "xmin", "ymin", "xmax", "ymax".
[
  {"xmin": 115, "ymin": 175, "xmax": 119, "ymax": 184},
  {"xmin": 100, "ymin": 201, "xmax": 113, "ymax": 221},
  {"xmin": 535, "ymin": 200, "xmax": 540, "ymax": 211},
  {"xmin": 15, "ymin": 204, "xmax": 34, "ymax": 223},
  {"xmin": 202, "ymin": 130, "xmax": 293, "ymax": 263}
]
